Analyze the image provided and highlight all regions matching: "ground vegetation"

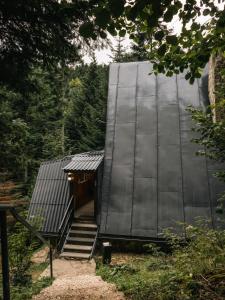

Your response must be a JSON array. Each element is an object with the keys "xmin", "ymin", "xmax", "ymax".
[{"xmin": 97, "ymin": 224, "xmax": 225, "ymax": 300}]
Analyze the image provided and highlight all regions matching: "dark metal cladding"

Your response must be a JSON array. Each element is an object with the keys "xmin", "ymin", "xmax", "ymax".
[
  {"xmin": 100, "ymin": 61, "xmax": 224, "ymax": 239},
  {"xmin": 63, "ymin": 151, "xmax": 104, "ymax": 172},
  {"xmin": 28, "ymin": 156, "xmax": 72, "ymax": 235}
]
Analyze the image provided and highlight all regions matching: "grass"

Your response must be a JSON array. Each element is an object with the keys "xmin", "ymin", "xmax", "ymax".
[
  {"xmin": 0, "ymin": 259, "xmax": 52, "ymax": 300},
  {"xmin": 0, "ymin": 273, "xmax": 53, "ymax": 300},
  {"xmin": 97, "ymin": 224, "xmax": 225, "ymax": 300},
  {"xmin": 10, "ymin": 276, "xmax": 53, "ymax": 300},
  {"xmin": 0, "ymin": 214, "xmax": 52, "ymax": 299},
  {"xmin": 29, "ymin": 261, "xmax": 49, "ymax": 281}
]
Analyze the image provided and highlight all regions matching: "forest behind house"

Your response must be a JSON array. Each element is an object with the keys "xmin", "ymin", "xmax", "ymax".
[{"xmin": 0, "ymin": 63, "xmax": 108, "ymax": 200}]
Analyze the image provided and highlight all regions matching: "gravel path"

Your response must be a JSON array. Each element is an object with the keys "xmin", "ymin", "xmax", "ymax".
[{"xmin": 33, "ymin": 259, "xmax": 125, "ymax": 300}]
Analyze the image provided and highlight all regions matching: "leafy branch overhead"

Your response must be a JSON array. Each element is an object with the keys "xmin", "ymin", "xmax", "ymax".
[
  {"xmin": 82, "ymin": 0, "xmax": 225, "ymax": 82},
  {"xmin": 0, "ymin": 0, "xmax": 105, "ymax": 85},
  {"xmin": 1, "ymin": 1, "xmax": 224, "ymax": 85}
]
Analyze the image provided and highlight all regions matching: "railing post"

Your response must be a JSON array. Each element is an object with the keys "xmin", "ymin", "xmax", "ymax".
[
  {"xmin": 0, "ymin": 210, "xmax": 10, "ymax": 300},
  {"xmin": 49, "ymin": 243, "xmax": 53, "ymax": 279}
]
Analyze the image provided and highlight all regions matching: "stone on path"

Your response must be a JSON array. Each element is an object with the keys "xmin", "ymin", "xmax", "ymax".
[
  {"xmin": 33, "ymin": 259, "xmax": 125, "ymax": 300},
  {"xmin": 31, "ymin": 246, "xmax": 49, "ymax": 264}
]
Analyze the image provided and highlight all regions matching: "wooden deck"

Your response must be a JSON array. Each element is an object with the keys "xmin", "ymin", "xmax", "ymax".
[{"xmin": 75, "ymin": 200, "xmax": 94, "ymax": 217}]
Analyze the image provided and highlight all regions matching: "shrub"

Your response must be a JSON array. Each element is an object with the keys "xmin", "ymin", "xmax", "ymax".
[
  {"xmin": 97, "ymin": 224, "xmax": 225, "ymax": 300},
  {"xmin": 8, "ymin": 213, "xmax": 41, "ymax": 285},
  {"xmin": 11, "ymin": 277, "xmax": 53, "ymax": 300}
]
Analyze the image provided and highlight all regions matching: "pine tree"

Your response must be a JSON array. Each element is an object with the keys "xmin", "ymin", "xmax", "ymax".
[
  {"xmin": 110, "ymin": 37, "xmax": 127, "ymax": 63},
  {"xmin": 65, "ymin": 63, "xmax": 108, "ymax": 153},
  {"xmin": 0, "ymin": 86, "xmax": 29, "ymax": 180},
  {"xmin": 0, "ymin": 66, "xmax": 69, "ymax": 191},
  {"xmin": 0, "ymin": 62, "xmax": 108, "ymax": 193}
]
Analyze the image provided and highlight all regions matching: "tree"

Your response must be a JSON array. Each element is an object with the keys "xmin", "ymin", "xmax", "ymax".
[
  {"xmin": 81, "ymin": 0, "xmax": 225, "ymax": 82},
  {"xmin": 8, "ymin": 219, "xmax": 35, "ymax": 285},
  {"xmin": 0, "ymin": 65, "xmax": 72, "ymax": 193},
  {"xmin": 188, "ymin": 104, "xmax": 225, "ymax": 179},
  {"xmin": 110, "ymin": 37, "xmax": 127, "ymax": 62},
  {"xmin": 65, "ymin": 63, "xmax": 108, "ymax": 153},
  {"xmin": 0, "ymin": 0, "xmax": 108, "ymax": 87},
  {"xmin": 1, "ymin": 1, "xmax": 224, "ymax": 84},
  {"xmin": 129, "ymin": 31, "xmax": 149, "ymax": 62},
  {"xmin": 0, "ymin": 86, "xmax": 29, "ymax": 180},
  {"xmin": 187, "ymin": 64, "xmax": 225, "ymax": 206}
]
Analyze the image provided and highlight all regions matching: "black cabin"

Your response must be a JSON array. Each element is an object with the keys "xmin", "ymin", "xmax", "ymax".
[{"xmin": 28, "ymin": 62, "xmax": 224, "ymax": 258}]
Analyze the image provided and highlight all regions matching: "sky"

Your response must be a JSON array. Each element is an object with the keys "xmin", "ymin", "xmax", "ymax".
[{"xmin": 83, "ymin": 35, "xmax": 132, "ymax": 64}]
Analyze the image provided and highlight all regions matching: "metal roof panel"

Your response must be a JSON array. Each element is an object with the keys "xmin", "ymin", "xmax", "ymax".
[
  {"xmin": 28, "ymin": 156, "xmax": 71, "ymax": 234},
  {"xmin": 63, "ymin": 151, "xmax": 104, "ymax": 172}
]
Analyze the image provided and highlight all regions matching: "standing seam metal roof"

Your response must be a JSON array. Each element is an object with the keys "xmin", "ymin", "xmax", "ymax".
[
  {"xmin": 63, "ymin": 151, "xmax": 104, "ymax": 172},
  {"xmin": 100, "ymin": 61, "xmax": 225, "ymax": 239}
]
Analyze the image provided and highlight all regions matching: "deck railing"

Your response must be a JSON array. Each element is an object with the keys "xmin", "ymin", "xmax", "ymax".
[
  {"xmin": 90, "ymin": 226, "xmax": 99, "ymax": 259},
  {"xmin": 57, "ymin": 195, "xmax": 74, "ymax": 252}
]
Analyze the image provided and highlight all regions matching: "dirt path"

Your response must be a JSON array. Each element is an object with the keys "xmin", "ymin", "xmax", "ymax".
[{"xmin": 33, "ymin": 259, "xmax": 125, "ymax": 300}]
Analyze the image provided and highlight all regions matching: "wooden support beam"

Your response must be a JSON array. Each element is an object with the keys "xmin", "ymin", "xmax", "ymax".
[{"xmin": 0, "ymin": 210, "xmax": 10, "ymax": 300}]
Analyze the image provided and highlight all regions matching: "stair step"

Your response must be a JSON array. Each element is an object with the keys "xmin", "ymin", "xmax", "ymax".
[
  {"xmin": 64, "ymin": 244, "xmax": 92, "ymax": 252},
  {"xmin": 72, "ymin": 222, "xmax": 97, "ymax": 228},
  {"xmin": 67, "ymin": 237, "xmax": 94, "ymax": 245},
  {"xmin": 60, "ymin": 252, "xmax": 90, "ymax": 259},
  {"xmin": 74, "ymin": 216, "xmax": 95, "ymax": 223},
  {"xmin": 71, "ymin": 223, "xmax": 97, "ymax": 231},
  {"xmin": 73, "ymin": 219, "xmax": 96, "ymax": 225},
  {"xmin": 69, "ymin": 230, "xmax": 96, "ymax": 237}
]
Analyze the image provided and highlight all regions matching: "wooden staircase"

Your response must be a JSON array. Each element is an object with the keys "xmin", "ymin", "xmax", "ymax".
[{"xmin": 60, "ymin": 217, "xmax": 97, "ymax": 260}]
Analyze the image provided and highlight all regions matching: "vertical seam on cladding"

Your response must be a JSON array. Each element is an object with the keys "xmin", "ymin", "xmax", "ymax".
[
  {"xmin": 98, "ymin": 165, "xmax": 103, "ymax": 227},
  {"xmin": 197, "ymin": 79, "xmax": 214, "ymax": 228},
  {"xmin": 130, "ymin": 63, "xmax": 139, "ymax": 235},
  {"xmin": 156, "ymin": 74, "xmax": 159, "ymax": 236},
  {"xmin": 176, "ymin": 75, "xmax": 186, "ymax": 234},
  {"xmin": 105, "ymin": 64, "xmax": 120, "ymax": 231}
]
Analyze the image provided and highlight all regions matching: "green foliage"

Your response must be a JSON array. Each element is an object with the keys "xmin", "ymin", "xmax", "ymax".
[
  {"xmin": 8, "ymin": 215, "xmax": 40, "ymax": 285},
  {"xmin": 0, "ymin": 275, "xmax": 52, "ymax": 300},
  {"xmin": 0, "ymin": 86, "xmax": 29, "ymax": 179},
  {"xmin": 83, "ymin": 1, "xmax": 225, "ymax": 82},
  {"xmin": 29, "ymin": 262, "xmax": 49, "ymax": 275},
  {"xmin": 187, "ymin": 105, "xmax": 225, "ymax": 176},
  {"xmin": 144, "ymin": 243, "xmax": 165, "ymax": 257},
  {"xmin": 187, "ymin": 103, "xmax": 225, "ymax": 207},
  {"xmin": 65, "ymin": 62, "xmax": 108, "ymax": 153},
  {"xmin": 130, "ymin": 1, "xmax": 224, "ymax": 82},
  {"xmin": 1, "ymin": 1, "xmax": 224, "ymax": 85},
  {"xmin": 97, "ymin": 225, "xmax": 225, "ymax": 300},
  {"xmin": 10, "ymin": 277, "xmax": 53, "ymax": 300},
  {"xmin": 0, "ymin": 67, "xmax": 63, "ymax": 191},
  {"xmin": 187, "ymin": 64, "xmax": 225, "ymax": 206},
  {"xmin": 110, "ymin": 37, "xmax": 128, "ymax": 62},
  {"xmin": 127, "ymin": 31, "xmax": 150, "ymax": 62},
  {"xmin": 109, "ymin": 32, "xmax": 150, "ymax": 63},
  {"xmin": 0, "ymin": 61, "xmax": 108, "ymax": 194},
  {"xmin": 0, "ymin": 0, "xmax": 102, "ymax": 86},
  {"xmin": 0, "ymin": 213, "xmax": 52, "ymax": 299}
]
